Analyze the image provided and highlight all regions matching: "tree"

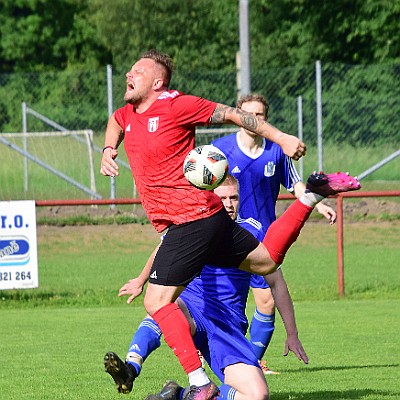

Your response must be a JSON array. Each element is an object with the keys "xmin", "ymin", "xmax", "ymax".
[
  {"xmin": 249, "ymin": 0, "xmax": 400, "ymax": 68},
  {"xmin": 0, "ymin": 0, "xmax": 109, "ymax": 72},
  {"xmin": 88, "ymin": 0, "xmax": 238, "ymax": 71},
  {"xmin": 1, "ymin": 0, "xmax": 398, "ymax": 73}
]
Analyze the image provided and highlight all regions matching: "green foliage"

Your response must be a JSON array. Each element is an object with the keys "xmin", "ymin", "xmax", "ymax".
[
  {"xmin": 0, "ymin": 0, "xmax": 110, "ymax": 72},
  {"xmin": 88, "ymin": 0, "xmax": 238, "ymax": 71},
  {"xmin": 322, "ymin": 63, "xmax": 400, "ymax": 145},
  {"xmin": 0, "ymin": 0, "xmax": 399, "ymax": 155},
  {"xmin": 252, "ymin": 0, "xmax": 400, "ymax": 66},
  {"xmin": 0, "ymin": 68, "xmax": 108, "ymax": 132},
  {"xmin": 1, "ymin": 0, "xmax": 399, "ymax": 74}
]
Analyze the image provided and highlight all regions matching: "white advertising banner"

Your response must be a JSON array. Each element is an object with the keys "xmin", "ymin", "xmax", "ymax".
[{"xmin": 0, "ymin": 200, "xmax": 38, "ymax": 290}]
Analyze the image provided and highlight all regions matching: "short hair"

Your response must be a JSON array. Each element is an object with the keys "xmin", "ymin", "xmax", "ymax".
[
  {"xmin": 236, "ymin": 93, "xmax": 269, "ymax": 119},
  {"xmin": 141, "ymin": 49, "xmax": 174, "ymax": 87},
  {"xmin": 220, "ymin": 174, "xmax": 239, "ymax": 188}
]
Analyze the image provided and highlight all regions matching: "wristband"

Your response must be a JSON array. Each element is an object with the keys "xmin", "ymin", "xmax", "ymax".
[{"xmin": 102, "ymin": 146, "xmax": 114, "ymax": 153}]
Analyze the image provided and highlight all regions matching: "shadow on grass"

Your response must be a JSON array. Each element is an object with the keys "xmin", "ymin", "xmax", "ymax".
[
  {"xmin": 285, "ymin": 363, "xmax": 399, "ymax": 373},
  {"xmin": 274, "ymin": 388, "xmax": 399, "ymax": 399}
]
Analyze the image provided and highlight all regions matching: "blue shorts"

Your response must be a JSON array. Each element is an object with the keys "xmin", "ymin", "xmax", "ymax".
[
  {"xmin": 184, "ymin": 297, "xmax": 260, "ymax": 382},
  {"xmin": 250, "ymin": 274, "xmax": 269, "ymax": 289}
]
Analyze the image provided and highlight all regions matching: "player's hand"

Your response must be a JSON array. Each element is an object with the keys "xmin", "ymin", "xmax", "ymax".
[
  {"xmin": 284, "ymin": 334, "xmax": 309, "ymax": 364},
  {"xmin": 315, "ymin": 203, "xmax": 337, "ymax": 225},
  {"xmin": 100, "ymin": 147, "xmax": 119, "ymax": 177},
  {"xmin": 118, "ymin": 278, "xmax": 144, "ymax": 304},
  {"xmin": 280, "ymin": 134, "xmax": 306, "ymax": 160}
]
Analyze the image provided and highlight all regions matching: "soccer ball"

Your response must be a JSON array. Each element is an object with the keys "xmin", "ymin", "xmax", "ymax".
[{"xmin": 183, "ymin": 145, "xmax": 229, "ymax": 190}]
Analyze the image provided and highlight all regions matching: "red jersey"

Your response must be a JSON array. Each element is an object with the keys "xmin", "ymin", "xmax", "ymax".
[{"xmin": 114, "ymin": 90, "xmax": 224, "ymax": 232}]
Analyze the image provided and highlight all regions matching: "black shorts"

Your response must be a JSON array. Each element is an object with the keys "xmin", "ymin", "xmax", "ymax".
[{"xmin": 149, "ymin": 208, "xmax": 260, "ymax": 286}]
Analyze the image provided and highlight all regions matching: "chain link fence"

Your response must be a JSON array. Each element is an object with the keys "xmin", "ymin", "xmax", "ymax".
[{"xmin": 1, "ymin": 61, "xmax": 399, "ymax": 200}]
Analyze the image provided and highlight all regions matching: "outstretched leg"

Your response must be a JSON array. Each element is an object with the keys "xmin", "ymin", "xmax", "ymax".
[{"xmin": 263, "ymin": 171, "xmax": 361, "ymax": 265}]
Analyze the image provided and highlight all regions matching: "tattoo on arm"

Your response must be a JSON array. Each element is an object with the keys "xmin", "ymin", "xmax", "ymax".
[
  {"xmin": 240, "ymin": 112, "xmax": 258, "ymax": 131},
  {"xmin": 210, "ymin": 104, "xmax": 259, "ymax": 132},
  {"xmin": 210, "ymin": 104, "xmax": 230, "ymax": 124}
]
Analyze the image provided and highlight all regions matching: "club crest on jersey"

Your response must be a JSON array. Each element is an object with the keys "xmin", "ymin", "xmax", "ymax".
[
  {"xmin": 148, "ymin": 117, "xmax": 159, "ymax": 132},
  {"xmin": 264, "ymin": 162, "xmax": 276, "ymax": 177}
]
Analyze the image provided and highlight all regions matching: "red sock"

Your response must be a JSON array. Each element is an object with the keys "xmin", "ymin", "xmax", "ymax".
[
  {"xmin": 152, "ymin": 303, "xmax": 201, "ymax": 374},
  {"xmin": 262, "ymin": 199, "xmax": 313, "ymax": 265}
]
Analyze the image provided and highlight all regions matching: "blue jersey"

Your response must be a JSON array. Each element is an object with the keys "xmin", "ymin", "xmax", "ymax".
[{"xmin": 212, "ymin": 132, "xmax": 301, "ymax": 236}]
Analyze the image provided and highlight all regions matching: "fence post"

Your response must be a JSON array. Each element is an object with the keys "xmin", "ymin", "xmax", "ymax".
[
  {"xmin": 238, "ymin": 0, "xmax": 251, "ymax": 95},
  {"xmin": 107, "ymin": 64, "xmax": 116, "ymax": 209},
  {"xmin": 22, "ymin": 102, "xmax": 28, "ymax": 192},
  {"xmin": 337, "ymin": 195, "xmax": 345, "ymax": 297},
  {"xmin": 315, "ymin": 60, "xmax": 323, "ymax": 172},
  {"xmin": 297, "ymin": 95, "xmax": 304, "ymax": 180}
]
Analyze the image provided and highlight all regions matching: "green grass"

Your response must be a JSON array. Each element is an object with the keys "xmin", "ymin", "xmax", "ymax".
[
  {"xmin": 281, "ymin": 222, "xmax": 400, "ymax": 300},
  {"xmin": 36, "ymin": 214, "xmax": 150, "ymax": 226},
  {"xmin": 0, "ymin": 221, "xmax": 399, "ymax": 399},
  {"xmin": 0, "ymin": 300, "xmax": 399, "ymax": 400}
]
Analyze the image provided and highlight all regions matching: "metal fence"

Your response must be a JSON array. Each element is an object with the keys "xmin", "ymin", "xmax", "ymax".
[{"xmin": 0, "ymin": 61, "xmax": 399, "ymax": 201}]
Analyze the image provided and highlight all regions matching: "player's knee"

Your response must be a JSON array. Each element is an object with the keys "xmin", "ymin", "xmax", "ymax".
[
  {"xmin": 245, "ymin": 386, "xmax": 269, "ymax": 400},
  {"xmin": 144, "ymin": 298, "xmax": 170, "ymax": 316},
  {"xmin": 143, "ymin": 295, "xmax": 161, "ymax": 315},
  {"xmin": 231, "ymin": 374, "xmax": 269, "ymax": 400},
  {"xmin": 244, "ymin": 243, "xmax": 277, "ymax": 275}
]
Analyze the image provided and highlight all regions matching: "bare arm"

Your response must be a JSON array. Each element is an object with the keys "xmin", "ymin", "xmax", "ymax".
[
  {"xmin": 264, "ymin": 269, "xmax": 309, "ymax": 364},
  {"xmin": 211, "ymin": 104, "xmax": 306, "ymax": 160},
  {"xmin": 100, "ymin": 114, "xmax": 125, "ymax": 177},
  {"xmin": 292, "ymin": 181, "xmax": 337, "ymax": 224}
]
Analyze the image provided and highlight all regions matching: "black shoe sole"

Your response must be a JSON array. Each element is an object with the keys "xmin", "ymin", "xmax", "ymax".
[{"xmin": 104, "ymin": 351, "xmax": 133, "ymax": 394}]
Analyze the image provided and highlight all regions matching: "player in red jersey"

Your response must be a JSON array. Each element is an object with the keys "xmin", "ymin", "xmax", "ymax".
[{"xmin": 100, "ymin": 49, "xmax": 360, "ymax": 400}]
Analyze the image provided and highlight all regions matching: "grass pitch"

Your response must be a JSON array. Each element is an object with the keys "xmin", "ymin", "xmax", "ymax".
[
  {"xmin": 0, "ymin": 221, "xmax": 399, "ymax": 399},
  {"xmin": 1, "ymin": 300, "xmax": 399, "ymax": 400}
]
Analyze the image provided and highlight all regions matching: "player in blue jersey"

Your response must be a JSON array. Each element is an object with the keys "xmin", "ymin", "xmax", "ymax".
[
  {"xmin": 105, "ymin": 175, "xmax": 308, "ymax": 400},
  {"xmin": 212, "ymin": 94, "xmax": 336, "ymax": 374}
]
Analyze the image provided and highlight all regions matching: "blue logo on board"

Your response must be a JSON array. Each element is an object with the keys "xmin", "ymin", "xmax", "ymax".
[{"xmin": 0, "ymin": 237, "xmax": 30, "ymax": 266}]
